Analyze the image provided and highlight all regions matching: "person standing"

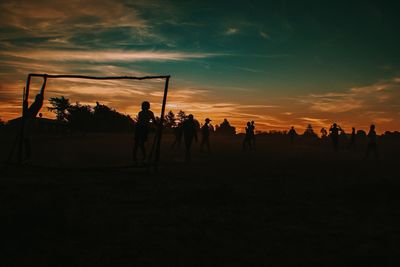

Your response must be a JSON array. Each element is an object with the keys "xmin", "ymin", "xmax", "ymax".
[
  {"xmin": 366, "ymin": 124, "xmax": 378, "ymax": 158},
  {"xmin": 348, "ymin": 127, "xmax": 356, "ymax": 150},
  {"xmin": 200, "ymin": 118, "xmax": 211, "ymax": 152},
  {"xmin": 249, "ymin": 120, "xmax": 256, "ymax": 150},
  {"xmin": 329, "ymin": 123, "xmax": 341, "ymax": 151},
  {"xmin": 182, "ymin": 114, "xmax": 198, "ymax": 162},
  {"xmin": 133, "ymin": 101, "xmax": 156, "ymax": 163},
  {"xmin": 242, "ymin": 121, "xmax": 252, "ymax": 151}
]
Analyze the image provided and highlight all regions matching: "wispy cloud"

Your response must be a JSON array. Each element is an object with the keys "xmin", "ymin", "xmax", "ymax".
[
  {"xmin": 0, "ymin": 0, "xmax": 147, "ymax": 31},
  {"xmin": 260, "ymin": 31, "xmax": 270, "ymax": 39},
  {"xmin": 297, "ymin": 78, "xmax": 400, "ymax": 113},
  {"xmin": 225, "ymin": 27, "xmax": 239, "ymax": 35},
  {"xmin": 1, "ymin": 49, "xmax": 222, "ymax": 63},
  {"xmin": 287, "ymin": 77, "xmax": 400, "ymax": 131},
  {"xmin": 300, "ymin": 117, "xmax": 329, "ymax": 126}
]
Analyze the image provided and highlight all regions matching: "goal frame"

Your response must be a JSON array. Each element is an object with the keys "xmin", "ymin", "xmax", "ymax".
[{"xmin": 16, "ymin": 73, "xmax": 171, "ymax": 168}]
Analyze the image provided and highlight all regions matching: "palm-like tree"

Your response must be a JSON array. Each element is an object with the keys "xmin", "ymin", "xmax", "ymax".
[{"xmin": 48, "ymin": 96, "xmax": 71, "ymax": 121}]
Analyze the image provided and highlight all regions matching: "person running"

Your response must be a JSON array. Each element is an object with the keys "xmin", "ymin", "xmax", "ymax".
[
  {"xmin": 23, "ymin": 76, "xmax": 47, "ymax": 160},
  {"xmin": 329, "ymin": 123, "xmax": 341, "ymax": 151},
  {"xmin": 182, "ymin": 114, "xmax": 198, "ymax": 162},
  {"xmin": 288, "ymin": 126, "xmax": 297, "ymax": 145},
  {"xmin": 366, "ymin": 124, "xmax": 378, "ymax": 158},
  {"xmin": 133, "ymin": 101, "xmax": 156, "ymax": 163},
  {"xmin": 200, "ymin": 118, "xmax": 211, "ymax": 152}
]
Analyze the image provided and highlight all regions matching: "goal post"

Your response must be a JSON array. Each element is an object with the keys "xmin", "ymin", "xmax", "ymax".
[{"xmin": 14, "ymin": 73, "xmax": 171, "ymax": 168}]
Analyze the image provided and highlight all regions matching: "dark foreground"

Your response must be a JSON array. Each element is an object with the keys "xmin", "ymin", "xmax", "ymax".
[{"xmin": 1, "ymin": 134, "xmax": 399, "ymax": 266}]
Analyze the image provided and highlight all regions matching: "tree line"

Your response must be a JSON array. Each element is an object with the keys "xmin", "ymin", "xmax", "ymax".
[
  {"xmin": 46, "ymin": 96, "xmax": 238, "ymax": 134},
  {"xmin": 47, "ymin": 96, "xmax": 135, "ymax": 132}
]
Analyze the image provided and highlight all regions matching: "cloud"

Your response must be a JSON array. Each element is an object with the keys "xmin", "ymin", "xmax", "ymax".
[
  {"xmin": 298, "ymin": 78, "xmax": 400, "ymax": 114},
  {"xmin": 225, "ymin": 27, "xmax": 239, "ymax": 35},
  {"xmin": 0, "ymin": 0, "xmax": 147, "ymax": 31},
  {"xmin": 299, "ymin": 117, "xmax": 329, "ymax": 127},
  {"xmin": 0, "ymin": 0, "xmax": 171, "ymax": 50},
  {"xmin": 1, "ymin": 49, "xmax": 223, "ymax": 63},
  {"xmin": 260, "ymin": 31, "xmax": 270, "ymax": 39},
  {"xmin": 286, "ymin": 77, "xmax": 400, "ymax": 132}
]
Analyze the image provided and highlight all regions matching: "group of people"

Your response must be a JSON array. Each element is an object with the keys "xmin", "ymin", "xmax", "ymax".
[
  {"xmin": 23, "ymin": 87, "xmax": 380, "ymax": 163},
  {"xmin": 133, "ymin": 102, "xmax": 212, "ymax": 163},
  {"xmin": 328, "ymin": 123, "xmax": 378, "ymax": 158},
  {"xmin": 69, "ymin": 99, "xmax": 381, "ymax": 162},
  {"xmin": 133, "ymin": 102, "xmax": 261, "ymax": 163},
  {"xmin": 288, "ymin": 123, "xmax": 378, "ymax": 158}
]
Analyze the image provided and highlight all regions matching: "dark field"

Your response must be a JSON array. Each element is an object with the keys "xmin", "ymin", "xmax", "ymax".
[{"xmin": 1, "ymin": 132, "xmax": 399, "ymax": 266}]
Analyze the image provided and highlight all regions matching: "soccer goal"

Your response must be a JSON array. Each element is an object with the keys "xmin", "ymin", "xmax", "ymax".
[{"xmin": 10, "ymin": 73, "xmax": 171, "ymax": 169}]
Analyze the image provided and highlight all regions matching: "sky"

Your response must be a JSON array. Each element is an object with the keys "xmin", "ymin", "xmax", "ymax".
[{"xmin": 1, "ymin": 0, "xmax": 400, "ymax": 133}]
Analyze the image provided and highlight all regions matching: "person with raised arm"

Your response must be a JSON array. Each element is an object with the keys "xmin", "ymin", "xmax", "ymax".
[{"xmin": 23, "ymin": 75, "xmax": 47, "ymax": 160}]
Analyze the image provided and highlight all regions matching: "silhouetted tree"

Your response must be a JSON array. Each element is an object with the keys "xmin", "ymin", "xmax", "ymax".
[
  {"xmin": 356, "ymin": 130, "xmax": 367, "ymax": 138},
  {"xmin": 164, "ymin": 110, "xmax": 176, "ymax": 129},
  {"xmin": 67, "ymin": 102, "xmax": 93, "ymax": 131},
  {"xmin": 48, "ymin": 96, "xmax": 71, "ymax": 122},
  {"xmin": 93, "ymin": 102, "xmax": 134, "ymax": 132},
  {"xmin": 382, "ymin": 131, "xmax": 400, "ymax": 140},
  {"xmin": 177, "ymin": 110, "xmax": 187, "ymax": 123},
  {"xmin": 303, "ymin": 124, "xmax": 317, "ymax": 137}
]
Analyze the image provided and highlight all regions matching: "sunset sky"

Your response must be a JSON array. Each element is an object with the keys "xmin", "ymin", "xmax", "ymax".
[{"xmin": 1, "ymin": 0, "xmax": 399, "ymax": 133}]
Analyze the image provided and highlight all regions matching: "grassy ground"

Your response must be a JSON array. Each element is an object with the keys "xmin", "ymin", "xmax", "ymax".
[{"xmin": 1, "ymin": 132, "xmax": 399, "ymax": 266}]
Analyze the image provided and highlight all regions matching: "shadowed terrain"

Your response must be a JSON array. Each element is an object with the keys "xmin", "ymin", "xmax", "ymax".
[{"xmin": 1, "ymin": 133, "xmax": 399, "ymax": 266}]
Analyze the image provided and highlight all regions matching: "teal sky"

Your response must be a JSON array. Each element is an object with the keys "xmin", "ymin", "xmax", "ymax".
[{"xmin": 1, "ymin": 0, "xmax": 400, "ymax": 132}]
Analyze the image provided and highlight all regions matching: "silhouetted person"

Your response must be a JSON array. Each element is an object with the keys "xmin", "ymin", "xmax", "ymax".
[
  {"xmin": 242, "ymin": 121, "xmax": 252, "ymax": 151},
  {"xmin": 288, "ymin": 126, "xmax": 297, "ymax": 145},
  {"xmin": 200, "ymin": 118, "xmax": 211, "ymax": 152},
  {"xmin": 250, "ymin": 120, "xmax": 256, "ymax": 150},
  {"xmin": 23, "ymin": 76, "xmax": 47, "ymax": 160},
  {"xmin": 366, "ymin": 124, "xmax": 378, "ymax": 158},
  {"xmin": 133, "ymin": 101, "xmax": 155, "ymax": 163},
  {"xmin": 320, "ymin": 127, "xmax": 328, "ymax": 138},
  {"xmin": 171, "ymin": 122, "xmax": 183, "ymax": 150},
  {"xmin": 329, "ymin": 123, "xmax": 341, "ymax": 151},
  {"xmin": 182, "ymin": 114, "xmax": 198, "ymax": 162},
  {"xmin": 348, "ymin": 127, "xmax": 356, "ymax": 150}
]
